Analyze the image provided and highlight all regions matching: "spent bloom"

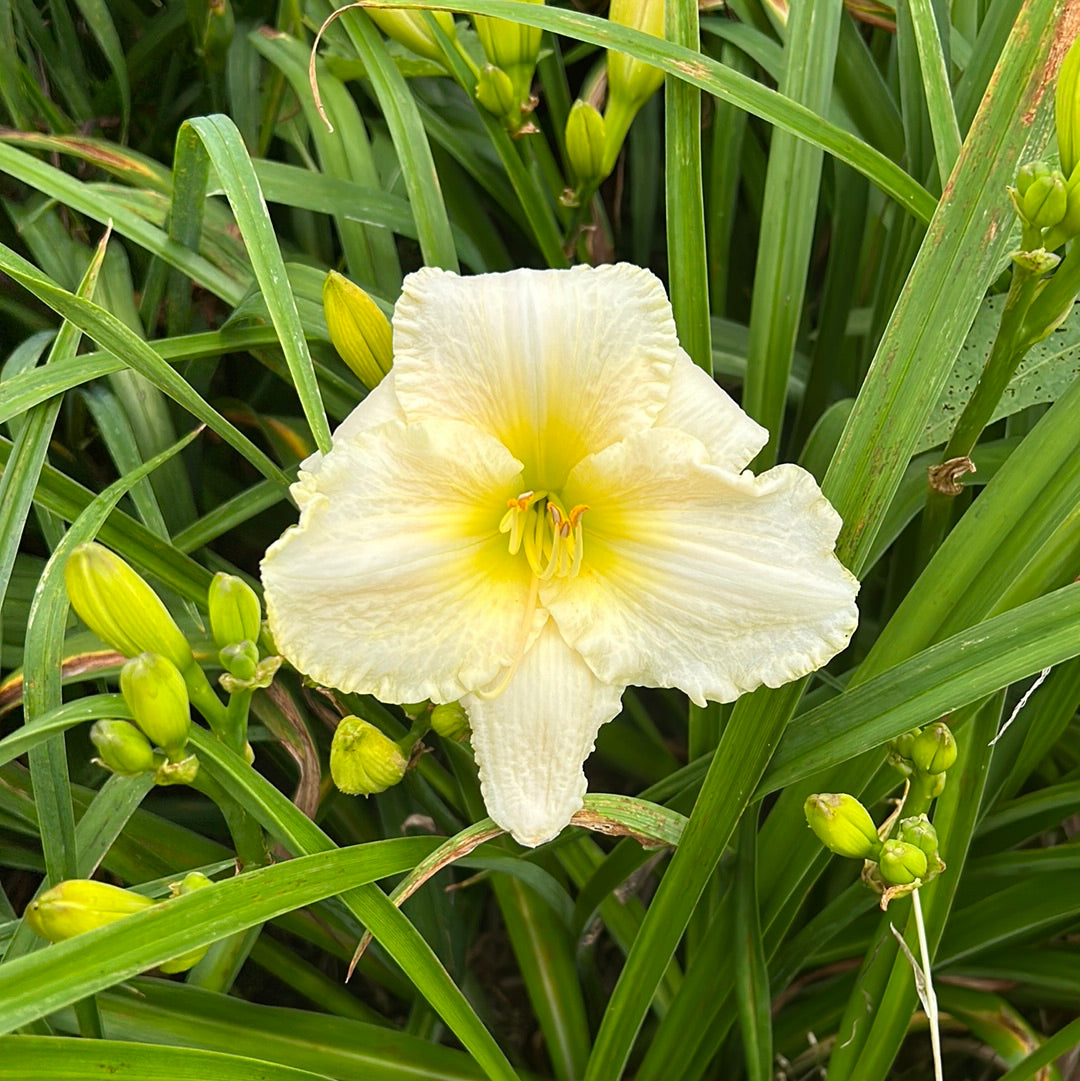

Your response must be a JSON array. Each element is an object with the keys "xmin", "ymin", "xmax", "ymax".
[{"xmin": 262, "ymin": 265, "xmax": 859, "ymax": 846}]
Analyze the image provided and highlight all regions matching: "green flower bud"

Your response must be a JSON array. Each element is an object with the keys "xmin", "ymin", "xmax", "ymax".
[
  {"xmin": 878, "ymin": 840, "xmax": 928, "ymax": 886},
  {"xmin": 367, "ymin": 10, "xmax": 456, "ymax": 63},
  {"xmin": 219, "ymin": 640, "xmax": 259, "ymax": 682},
  {"xmin": 565, "ymin": 101, "xmax": 607, "ymax": 187},
  {"xmin": 1057, "ymin": 35, "xmax": 1080, "ymax": 179},
  {"xmin": 804, "ymin": 793, "xmax": 882, "ymax": 861},
  {"xmin": 476, "ymin": 64, "xmax": 518, "ymax": 124},
  {"xmin": 910, "ymin": 722, "xmax": 957, "ymax": 775},
  {"xmin": 121, "ymin": 652, "xmax": 192, "ymax": 756},
  {"xmin": 90, "ymin": 719, "xmax": 160, "ymax": 777},
  {"xmin": 208, "ymin": 573, "xmax": 261, "ymax": 650},
  {"xmin": 65, "ymin": 544, "xmax": 193, "ymax": 671},
  {"xmin": 172, "ymin": 871, "xmax": 214, "ymax": 896},
  {"xmin": 330, "ymin": 716, "xmax": 408, "ymax": 796},
  {"xmin": 606, "ymin": 0, "xmax": 665, "ymax": 111},
  {"xmin": 322, "ymin": 271, "xmax": 393, "ymax": 390},
  {"xmin": 898, "ymin": 814, "xmax": 939, "ymax": 863},
  {"xmin": 1015, "ymin": 161, "xmax": 1052, "ymax": 198},
  {"xmin": 157, "ymin": 871, "xmax": 214, "ymax": 973},
  {"xmin": 1020, "ymin": 170, "xmax": 1068, "ymax": 229},
  {"xmin": 475, "ymin": 2, "xmax": 542, "ymax": 99},
  {"xmin": 25, "ymin": 879, "xmax": 154, "ymax": 942},
  {"xmin": 429, "ymin": 701, "xmax": 470, "ymax": 740}
]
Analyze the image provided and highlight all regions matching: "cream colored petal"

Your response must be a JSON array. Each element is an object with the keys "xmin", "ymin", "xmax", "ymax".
[
  {"xmin": 390, "ymin": 264, "xmax": 679, "ymax": 489},
  {"xmin": 263, "ymin": 416, "xmax": 539, "ymax": 704},
  {"xmin": 655, "ymin": 350, "xmax": 768, "ymax": 471},
  {"xmin": 547, "ymin": 429, "xmax": 860, "ymax": 705},
  {"xmin": 463, "ymin": 621, "xmax": 625, "ymax": 847},
  {"xmin": 293, "ymin": 374, "xmax": 405, "ymax": 494}
]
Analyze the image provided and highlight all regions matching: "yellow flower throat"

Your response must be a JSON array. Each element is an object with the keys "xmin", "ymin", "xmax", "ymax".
[{"xmin": 499, "ymin": 491, "xmax": 588, "ymax": 579}]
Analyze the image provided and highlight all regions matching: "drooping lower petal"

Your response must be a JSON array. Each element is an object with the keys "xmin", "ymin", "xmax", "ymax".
[
  {"xmin": 262, "ymin": 416, "xmax": 538, "ymax": 704},
  {"xmin": 548, "ymin": 428, "xmax": 859, "ymax": 704},
  {"xmin": 463, "ymin": 621, "xmax": 625, "ymax": 847},
  {"xmin": 390, "ymin": 264, "xmax": 680, "ymax": 487}
]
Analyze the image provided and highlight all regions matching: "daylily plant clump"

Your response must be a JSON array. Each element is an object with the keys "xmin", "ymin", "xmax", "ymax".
[{"xmin": 262, "ymin": 265, "xmax": 859, "ymax": 845}]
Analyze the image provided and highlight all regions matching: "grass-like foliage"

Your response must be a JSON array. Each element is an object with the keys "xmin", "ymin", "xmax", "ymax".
[{"xmin": 2, "ymin": 1, "xmax": 1079, "ymax": 1079}]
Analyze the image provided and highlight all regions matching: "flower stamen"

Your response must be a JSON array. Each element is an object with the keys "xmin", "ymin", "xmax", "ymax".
[{"xmin": 500, "ymin": 491, "xmax": 588, "ymax": 580}]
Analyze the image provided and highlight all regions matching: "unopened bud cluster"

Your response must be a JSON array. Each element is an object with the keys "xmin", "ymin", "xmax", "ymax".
[
  {"xmin": 1009, "ymin": 36, "xmax": 1080, "ymax": 253},
  {"xmin": 804, "ymin": 792, "xmax": 948, "ymax": 908},
  {"xmin": 474, "ymin": 1, "xmax": 543, "ymax": 135},
  {"xmin": 563, "ymin": 0, "xmax": 666, "ymax": 203},
  {"xmin": 65, "ymin": 545, "xmax": 278, "ymax": 784},
  {"xmin": 805, "ymin": 722, "xmax": 957, "ymax": 907}
]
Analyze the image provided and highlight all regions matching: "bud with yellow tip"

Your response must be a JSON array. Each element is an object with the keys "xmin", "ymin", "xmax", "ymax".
[
  {"xmin": 25, "ymin": 880, "xmax": 155, "ymax": 942},
  {"xmin": 121, "ymin": 652, "xmax": 192, "ymax": 757},
  {"xmin": 322, "ymin": 271, "xmax": 393, "ymax": 390},
  {"xmin": 330, "ymin": 716, "xmax": 408, "ymax": 796},
  {"xmin": 65, "ymin": 544, "xmax": 193, "ymax": 671},
  {"xmin": 804, "ymin": 793, "xmax": 882, "ymax": 861}
]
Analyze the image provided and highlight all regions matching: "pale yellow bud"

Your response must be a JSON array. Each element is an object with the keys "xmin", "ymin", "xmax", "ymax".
[
  {"xmin": 330, "ymin": 716, "xmax": 408, "ymax": 796},
  {"xmin": 322, "ymin": 271, "xmax": 393, "ymax": 390},
  {"xmin": 25, "ymin": 880, "xmax": 154, "ymax": 942},
  {"xmin": 65, "ymin": 544, "xmax": 192, "ymax": 670}
]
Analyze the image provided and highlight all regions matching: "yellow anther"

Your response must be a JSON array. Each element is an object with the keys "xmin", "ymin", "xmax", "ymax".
[{"xmin": 500, "ymin": 491, "xmax": 587, "ymax": 580}]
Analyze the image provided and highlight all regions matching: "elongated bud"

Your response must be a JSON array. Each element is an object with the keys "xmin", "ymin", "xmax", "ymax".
[
  {"xmin": 878, "ymin": 840, "xmax": 928, "ymax": 886},
  {"xmin": 476, "ymin": 64, "xmax": 518, "ymax": 124},
  {"xmin": 1057, "ymin": 35, "xmax": 1080, "ymax": 179},
  {"xmin": 475, "ymin": 1, "xmax": 543, "ymax": 109},
  {"xmin": 322, "ymin": 271, "xmax": 393, "ymax": 390},
  {"xmin": 65, "ymin": 544, "xmax": 193, "ymax": 671},
  {"xmin": 606, "ymin": 0, "xmax": 665, "ymax": 110},
  {"xmin": 910, "ymin": 722, "xmax": 957, "ymax": 775},
  {"xmin": 121, "ymin": 653, "xmax": 192, "ymax": 756},
  {"xmin": 429, "ymin": 701, "xmax": 470, "ymax": 740},
  {"xmin": 208, "ymin": 573, "xmax": 261, "ymax": 649},
  {"xmin": 367, "ymin": 10, "xmax": 455, "ymax": 63},
  {"xmin": 804, "ymin": 793, "xmax": 882, "ymax": 860},
  {"xmin": 90, "ymin": 719, "xmax": 160, "ymax": 776},
  {"xmin": 330, "ymin": 716, "xmax": 408, "ymax": 796},
  {"xmin": 25, "ymin": 880, "xmax": 154, "ymax": 942},
  {"xmin": 565, "ymin": 101, "xmax": 607, "ymax": 187}
]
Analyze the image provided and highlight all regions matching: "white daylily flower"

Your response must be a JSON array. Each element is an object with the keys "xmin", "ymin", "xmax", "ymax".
[{"xmin": 262, "ymin": 264, "xmax": 859, "ymax": 846}]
